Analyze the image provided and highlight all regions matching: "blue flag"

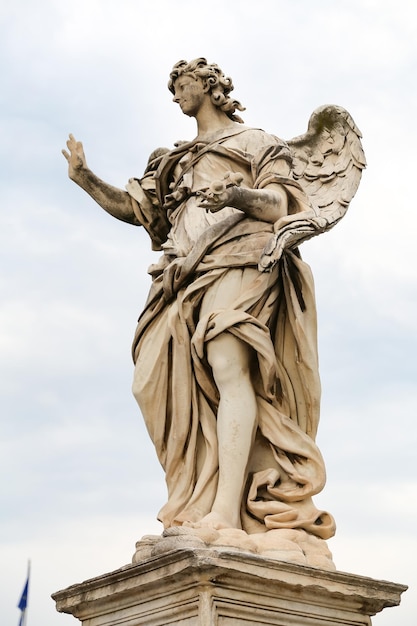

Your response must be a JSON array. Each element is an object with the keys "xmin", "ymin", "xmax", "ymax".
[
  {"xmin": 18, "ymin": 577, "xmax": 29, "ymax": 610},
  {"xmin": 17, "ymin": 570, "xmax": 30, "ymax": 626}
]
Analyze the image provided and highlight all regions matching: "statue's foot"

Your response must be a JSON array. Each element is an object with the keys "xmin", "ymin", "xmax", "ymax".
[{"xmin": 184, "ymin": 511, "xmax": 238, "ymax": 530}]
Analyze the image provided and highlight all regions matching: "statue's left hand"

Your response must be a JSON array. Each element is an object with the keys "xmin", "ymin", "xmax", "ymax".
[
  {"xmin": 198, "ymin": 186, "xmax": 234, "ymax": 213},
  {"xmin": 198, "ymin": 172, "xmax": 243, "ymax": 213}
]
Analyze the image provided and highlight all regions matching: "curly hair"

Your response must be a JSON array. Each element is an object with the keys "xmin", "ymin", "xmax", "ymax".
[{"xmin": 168, "ymin": 58, "xmax": 245, "ymax": 123}]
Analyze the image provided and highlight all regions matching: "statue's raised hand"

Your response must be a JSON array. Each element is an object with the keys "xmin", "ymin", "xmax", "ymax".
[{"xmin": 62, "ymin": 134, "xmax": 87, "ymax": 181}]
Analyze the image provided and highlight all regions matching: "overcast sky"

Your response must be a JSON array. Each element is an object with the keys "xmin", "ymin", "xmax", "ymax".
[{"xmin": 1, "ymin": 1, "xmax": 416, "ymax": 624}]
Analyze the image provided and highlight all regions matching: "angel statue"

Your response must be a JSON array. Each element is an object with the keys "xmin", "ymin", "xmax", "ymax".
[{"xmin": 63, "ymin": 58, "xmax": 365, "ymax": 568}]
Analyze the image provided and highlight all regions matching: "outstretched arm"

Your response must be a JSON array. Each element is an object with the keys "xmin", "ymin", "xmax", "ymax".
[{"xmin": 62, "ymin": 134, "xmax": 138, "ymax": 225}]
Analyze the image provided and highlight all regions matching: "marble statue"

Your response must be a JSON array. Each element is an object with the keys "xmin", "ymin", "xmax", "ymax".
[{"xmin": 63, "ymin": 58, "xmax": 365, "ymax": 566}]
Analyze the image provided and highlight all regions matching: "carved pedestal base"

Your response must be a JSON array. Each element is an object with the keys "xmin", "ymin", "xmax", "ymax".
[{"xmin": 53, "ymin": 547, "xmax": 406, "ymax": 626}]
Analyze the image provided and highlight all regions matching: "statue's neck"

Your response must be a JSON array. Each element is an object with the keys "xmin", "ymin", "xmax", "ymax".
[{"xmin": 194, "ymin": 105, "xmax": 236, "ymax": 140}]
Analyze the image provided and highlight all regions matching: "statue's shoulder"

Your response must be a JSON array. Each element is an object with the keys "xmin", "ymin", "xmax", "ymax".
[
  {"xmin": 231, "ymin": 127, "xmax": 291, "ymax": 168},
  {"xmin": 232, "ymin": 125, "xmax": 288, "ymax": 152}
]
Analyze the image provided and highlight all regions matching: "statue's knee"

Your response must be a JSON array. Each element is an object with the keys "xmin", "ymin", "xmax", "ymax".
[{"xmin": 208, "ymin": 337, "xmax": 251, "ymax": 387}]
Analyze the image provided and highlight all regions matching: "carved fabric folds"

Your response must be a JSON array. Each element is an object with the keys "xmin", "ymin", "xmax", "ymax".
[{"xmin": 128, "ymin": 128, "xmax": 336, "ymax": 539}]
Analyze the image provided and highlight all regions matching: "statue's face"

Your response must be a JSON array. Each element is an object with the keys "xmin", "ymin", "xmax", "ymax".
[{"xmin": 172, "ymin": 74, "xmax": 208, "ymax": 117}]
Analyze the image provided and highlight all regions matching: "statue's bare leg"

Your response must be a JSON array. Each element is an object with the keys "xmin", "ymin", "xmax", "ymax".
[
  {"xmin": 194, "ymin": 268, "xmax": 259, "ymax": 530},
  {"xmin": 202, "ymin": 332, "xmax": 257, "ymax": 529}
]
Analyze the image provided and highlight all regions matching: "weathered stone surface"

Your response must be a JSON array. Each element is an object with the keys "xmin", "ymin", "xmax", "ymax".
[
  {"xmin": 62, "ymin": 59, "xmax": 366, "ymax": 557},
  {"xmin": 56, "ymin": 57, "xmax": 405, "ymax": 626},
  {"xmin": 53, "ymin": 548, "xmax": 406, "ymax": 626},
  {"xmin": 133, "ymin": 527, "xmax": 335, "ymax": 571}
]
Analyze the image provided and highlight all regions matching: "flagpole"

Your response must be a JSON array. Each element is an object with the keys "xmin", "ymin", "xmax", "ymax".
[{"xmin": 24, "ymin": 560, "xmax": 30, "ymax": 626}]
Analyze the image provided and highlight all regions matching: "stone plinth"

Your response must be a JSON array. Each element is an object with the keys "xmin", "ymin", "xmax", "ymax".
[{"xmin": 52, "ymin": 547, "xmax": 407, "ymax": 626}]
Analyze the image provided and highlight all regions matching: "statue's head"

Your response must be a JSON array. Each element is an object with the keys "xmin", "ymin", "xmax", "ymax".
[{"xmin": 168, "ymin": 58, "xmax": 245, "ymax": 123}]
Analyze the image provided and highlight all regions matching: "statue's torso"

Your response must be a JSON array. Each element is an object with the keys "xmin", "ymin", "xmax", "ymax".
[{"xmin": 159, "ymin": 127, "xmax": 288, "ymax": 257}]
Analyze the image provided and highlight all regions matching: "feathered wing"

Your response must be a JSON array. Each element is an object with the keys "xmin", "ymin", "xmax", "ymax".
[{"xmin": 259, "ymin": 105, "xmax": 366, "ymax": 271}]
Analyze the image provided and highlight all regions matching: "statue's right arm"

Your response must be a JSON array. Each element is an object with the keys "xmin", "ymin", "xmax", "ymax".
[{"xmin": 62, "ymin": 134, "xmax": 139, "ymax": 225}]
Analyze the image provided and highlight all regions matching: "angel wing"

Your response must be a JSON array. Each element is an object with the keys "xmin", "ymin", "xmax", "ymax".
[{"xmin": 259, "ymin": 104, "xmax": 366, "ymax": 271}]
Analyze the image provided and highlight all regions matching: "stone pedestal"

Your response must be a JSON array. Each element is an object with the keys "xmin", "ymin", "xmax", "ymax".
[{"xmin": 52, "ymin": 547, "xmax": 407, "ymax": 626}]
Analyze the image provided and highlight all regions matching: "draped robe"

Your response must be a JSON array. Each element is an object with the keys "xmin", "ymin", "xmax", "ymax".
[{"xmin": 127, "ymin": 126, "xmax": 336, "ymax": 539}]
